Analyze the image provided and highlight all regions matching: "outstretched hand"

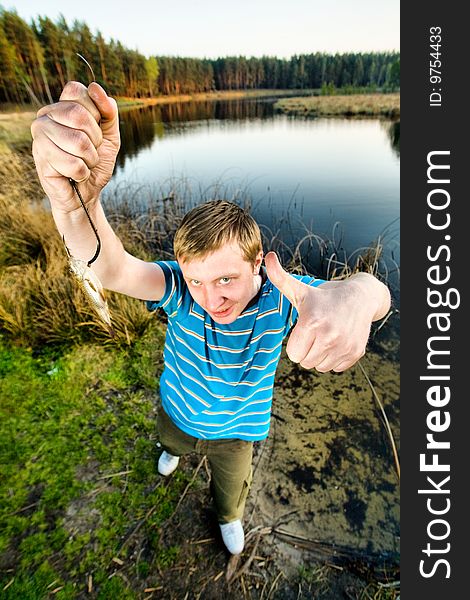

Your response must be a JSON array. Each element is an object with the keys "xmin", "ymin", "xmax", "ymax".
[
  {"xmin": 31, "ymin": 81, "xmax": 120, "ymax": 213},
  {"xmin": 265, "ymin": 252, "xmax": 389, "ymax": 372}
]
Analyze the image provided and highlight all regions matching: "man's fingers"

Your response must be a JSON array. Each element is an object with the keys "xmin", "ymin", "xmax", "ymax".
[
  {"xmin": 54, "ymin": 81, "xmax": 119, "ymax": 146},
  {"xmin": 311, "ymin": 356, "xmax": 344, "ymax": 373},
  {"xmin": 287, "ymin": 315, "xmax": 367, "ymax": 371},
  {"xmin": 87, "ymin": 82, "xmax": 117, "ymax": 120},
  {"xmin": 332, "ymin": 359, "xmax": 358, "ymax": 373},
  {"xmin": 31, "ymin": 117, "xmax": 99, "ymax": 171},
  {"xmin": 265, "ymin": 251, "xmax": 307, "ymax": 309},
  {"xmin": 57, "ymin": 81, "xmax": 102, "ymax": 123},
  {"xmin": 32, "ymin": 134, "xmax": 91, "ymax": 183},
  {"xmin": 301, "ymin": 344, "xmax": 366, "ymax": 373},
  {"xmin": 32, "ymin": 103, "xmax": 103, "ymax": 152},
  {"xmin": 35, "ymin": 109, "xmax": 102, "ymax": 151},
  {"xmin": 288, "ymin": 321, "xmax": 335, "ymax": 370},
  {"xmin": 285, "ymin": 321, "xmax": 315, "ymax": 364}
]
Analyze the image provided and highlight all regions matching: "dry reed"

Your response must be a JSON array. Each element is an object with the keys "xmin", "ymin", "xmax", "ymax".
[
  {"xmin": 0, "ymin": 148, "xmax": 156, "ymax": 348},
  {"xmin": 274, "ymin": 93, "xmax": 400, "ymax": 118},
  {"xmin": 1, "ymin": 136, "xmax": 398, "ymax": 349}
]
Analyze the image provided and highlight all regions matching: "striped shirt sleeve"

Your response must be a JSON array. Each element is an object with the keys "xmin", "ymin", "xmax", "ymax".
[{"xmin": 146, "ymin": 261, "xmax": 185, "ymax": 318}]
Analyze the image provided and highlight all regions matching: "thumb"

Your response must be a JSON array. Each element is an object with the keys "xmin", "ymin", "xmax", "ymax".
[
  {"xmin": 87, "ymin": 82, "xmax": 119, "ymax": 141},
  {"xmin": 265, "ymin": 251, "xmax": 307, "ymax": 309}
]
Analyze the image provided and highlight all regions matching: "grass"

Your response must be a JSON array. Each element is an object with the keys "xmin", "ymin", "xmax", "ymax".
[
  {"xmin": 0, "ymin": 112, "xmax": 36, "ymax": 153},
  {"xmin": 274, "ymin": 93, "xmax": 400, "ymax": 118},
  {"xmin": 0, "ymin": 334, "xmax": 189, "ymax": 599},
  {"xmin": 116, "ymin": 88, "xmax": 316, "ymax": 106}
]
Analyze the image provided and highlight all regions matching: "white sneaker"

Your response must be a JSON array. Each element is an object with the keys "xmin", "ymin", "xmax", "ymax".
[
  {"xmin": 158, "ymin": 451, "xmax": 180, "ymax": 476},
  {"xmin": 220, "ymin": 519, "xmax": 245, "ymax": 555}
]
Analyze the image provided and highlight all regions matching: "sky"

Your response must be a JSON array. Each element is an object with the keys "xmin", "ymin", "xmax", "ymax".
[{"xmin": 4, "ymin": 0, "xmax": 399, "ymax": 58}]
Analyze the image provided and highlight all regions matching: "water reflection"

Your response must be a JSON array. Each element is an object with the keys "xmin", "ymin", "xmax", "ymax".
[
  {"xmin": 387, "ymin": 121, "xmax": 400, "ymax": 156},
  {"xmin": 117, "ymin": 99, "xmax": 277, "ymax": 168},
  {"xmin": 117, "ymin": 108, "xmax": 159, "ymax": 166}
]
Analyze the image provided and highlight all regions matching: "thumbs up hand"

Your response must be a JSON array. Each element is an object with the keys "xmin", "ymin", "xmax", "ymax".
[{"xmin": 264, "ymin": 252, "xmax": 391, "ymax": 372}]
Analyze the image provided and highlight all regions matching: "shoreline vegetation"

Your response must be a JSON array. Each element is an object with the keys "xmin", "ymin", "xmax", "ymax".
[
  {"xmin": 116, "ymin": 88, "xmax": 316, "ymax": 110},
  {"xmin": 1, "ymin": 89, "xmax": 400, "ymax": 118},
  {"xmin": 0, "ymin": 103, "xmax": 399, "ymax": 598},
  {"xmin": 274, "ymin": 92, "xmax": 400, "ymax": 118},
  {"xmin": 0, "ymin": 89, "xmax": 310, "ymax": 116}
]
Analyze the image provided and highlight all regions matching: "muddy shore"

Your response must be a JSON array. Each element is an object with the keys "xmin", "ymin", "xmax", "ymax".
[{"xmin": 248, "ymin": 342, "xmax": 399, "ymax": 567}]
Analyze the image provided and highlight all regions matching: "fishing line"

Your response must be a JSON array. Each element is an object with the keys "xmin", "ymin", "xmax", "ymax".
[
  {"xmin": 76, "ymin": 53, "xmax": 96, "ymax": 83},
  {"xmin": 69, "ymin": 53, "xmax": 101, "ymax": 266},
  {"xmin": 69, "ymin": 179, "xmax": 101, "ymax": 266}
]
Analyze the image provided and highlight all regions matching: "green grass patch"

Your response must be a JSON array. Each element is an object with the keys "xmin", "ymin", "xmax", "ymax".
[{"xmin": 0, "ymin": 331, "xmax": 187, "ymax": 597}]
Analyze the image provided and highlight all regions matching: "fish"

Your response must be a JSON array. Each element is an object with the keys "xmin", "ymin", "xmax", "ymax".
[
  {"xmin": 64, "ymin": 181, "xmax": 114, "ymax": 336},
  {"xmin": 65, "ymin": 244, "xmax": 114, "ymax": 337}
]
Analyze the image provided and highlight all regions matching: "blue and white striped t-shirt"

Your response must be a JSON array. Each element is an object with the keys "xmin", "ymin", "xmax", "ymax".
[{"xmin": 147, "ymin": 261, "xmax": 324, "ymax": 441}]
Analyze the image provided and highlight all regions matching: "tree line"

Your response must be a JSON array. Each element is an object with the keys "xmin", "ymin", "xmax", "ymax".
[{"xmin": 0, "ymin": 8, "xmax": 400, "ymax": 105}]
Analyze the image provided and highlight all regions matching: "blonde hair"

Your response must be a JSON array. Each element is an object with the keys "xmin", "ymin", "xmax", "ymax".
[{"xmin": 174, "ymin": 200, "xmax": 262, "ymax": 264}]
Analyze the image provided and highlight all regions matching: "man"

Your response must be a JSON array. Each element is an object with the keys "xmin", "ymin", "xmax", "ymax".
[{"xmin": 31, "ymin": 81, "xmax": 391, "ymax": 555}]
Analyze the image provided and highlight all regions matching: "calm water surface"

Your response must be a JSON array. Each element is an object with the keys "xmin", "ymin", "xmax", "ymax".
[{"xmin": 105, "ymin": 99, "xmax": 400, "ymax": 282}]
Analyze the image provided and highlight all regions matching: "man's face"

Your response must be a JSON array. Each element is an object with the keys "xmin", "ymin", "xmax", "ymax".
[{"xmin": 179, "ymin": 241, "xmax": 263, "ymax": 324}]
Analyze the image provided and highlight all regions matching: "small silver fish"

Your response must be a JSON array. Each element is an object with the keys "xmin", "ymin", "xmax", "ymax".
[{"xmin": 67, "ymin": 252, "xmax": 114, "ymax": 337}]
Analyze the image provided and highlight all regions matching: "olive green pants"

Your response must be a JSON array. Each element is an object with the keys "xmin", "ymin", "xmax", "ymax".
[{"xmin": 157, "ymin": 405, "xmax": 253, "ymax": 524}]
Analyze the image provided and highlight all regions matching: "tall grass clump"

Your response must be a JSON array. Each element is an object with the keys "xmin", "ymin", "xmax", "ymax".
[
  {"xmin": 0, "ymin": 112, "xmax": 37, "ymax": 154},
  {"xmin": 0, "ymin": 149, "xmax": 157, "ymax": 349}
]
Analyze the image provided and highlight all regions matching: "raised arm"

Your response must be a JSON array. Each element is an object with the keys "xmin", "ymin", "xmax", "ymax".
[
  {"xmin": 265, "ymin": 252, "xmax": 391, "ymax": 373},
  {"xmin": 31, "ymin": 81, "xmax": 165, "ymax": 302}
]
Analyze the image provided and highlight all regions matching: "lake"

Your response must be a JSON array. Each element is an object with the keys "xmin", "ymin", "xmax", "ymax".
[{"xmin": 104, "ymin": 98, "xmax": 400, "ymax": 292}]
